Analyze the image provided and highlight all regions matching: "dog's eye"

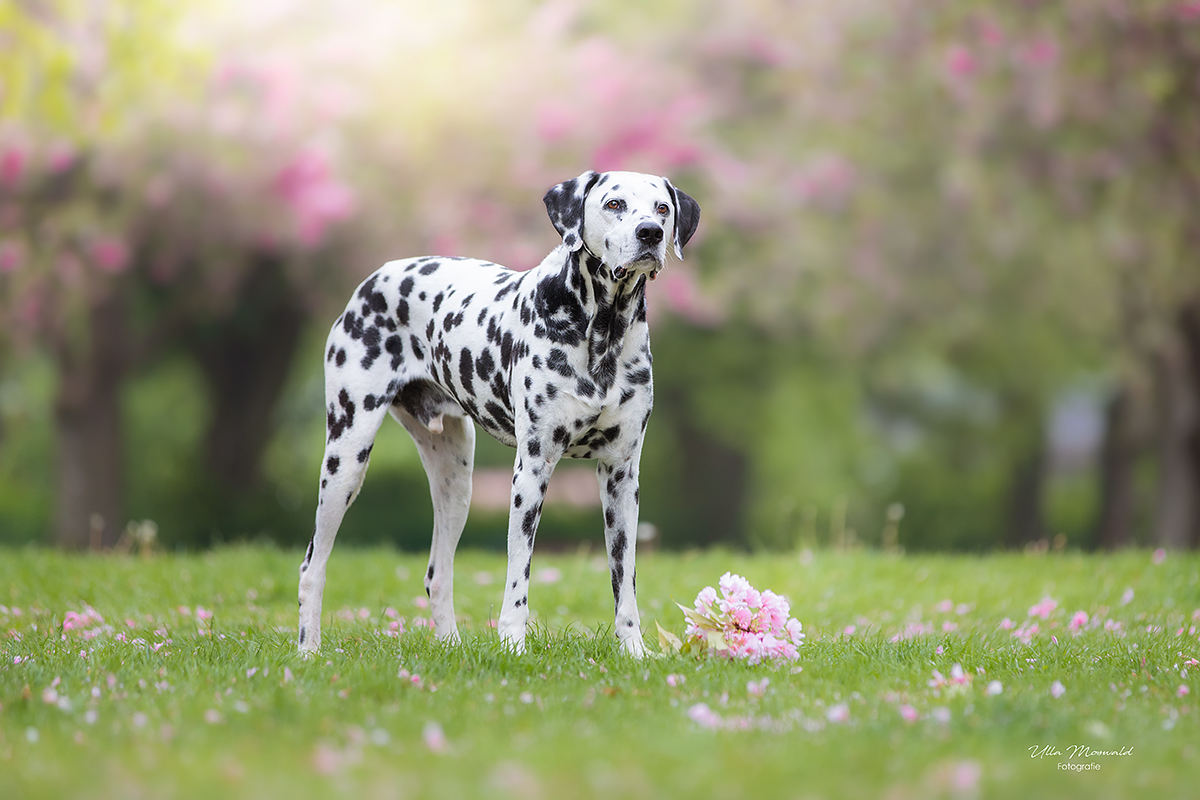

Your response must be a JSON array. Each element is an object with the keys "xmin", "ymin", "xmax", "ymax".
[
  {"xmin": 606, "ymin": 199, "xmax": 621, "ymax": 210},
  {"xmin": 656, "ymin": 203, "xmax": 670, "ymax": 215}
]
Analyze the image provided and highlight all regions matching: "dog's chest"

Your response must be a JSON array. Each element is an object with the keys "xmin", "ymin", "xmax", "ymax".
[{"xmin": 520, "ymin": 329, "xmax": 653, "ymax": 462}]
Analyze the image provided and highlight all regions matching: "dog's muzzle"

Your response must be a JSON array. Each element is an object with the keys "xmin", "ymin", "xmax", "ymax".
[
  {"xmin": 613, "ymin": 224, "xmax": 666, "ymax": 281},
  {"xmin": 612, "ymin": 261, "xmax": 663, "ymax": 282}
]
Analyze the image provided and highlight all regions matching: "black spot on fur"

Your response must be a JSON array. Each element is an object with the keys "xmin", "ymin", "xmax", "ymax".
[
  {"xmin": 459, "ymin": 348, "xmax": 475, "ymax": 395},
  {"xmin": 547, "ymin": 349, "xmax": 573, "ymax": 378},
  {"xmin": 627, "ymin": 367, "xmax": 651, "ymax": 385},
  {"xmin": 342, "ymin": 311, "xmax": 365, "ymax": 340},
  {"xmin": 475, "ymin": 349, "xmax": 495, "ymax": 381},
  {"xmin": 386, "ymin": 335, "xmax": 403, "ymax": 369},
  {"xmin": 535, "ymin": 256, "xmax": 588, "ymax": 346},
  {"xmin": 326, "ymin": 456, "xmax": 340, "ymax": 475},
  {"xmin": 327, "ymin": 389, "xmax": 356, "ymax": 441},
  {"xmin": 360, "ymin": 326, "xmax": 382, "ymax": 369},
  {"xmin": 357, "ymin": 446, "xmax": 372, "ymax": 463}
]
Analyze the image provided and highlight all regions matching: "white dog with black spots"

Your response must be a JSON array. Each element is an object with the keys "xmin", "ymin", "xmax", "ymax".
[{"xmin": 297, "ymin": 170, "xmax": 700, "ymax": 658}]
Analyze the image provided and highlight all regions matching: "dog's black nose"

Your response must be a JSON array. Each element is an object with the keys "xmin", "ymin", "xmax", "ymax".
[{"xmin": 636, "ymin": 223, "xmax": 663, "ymax": 244}]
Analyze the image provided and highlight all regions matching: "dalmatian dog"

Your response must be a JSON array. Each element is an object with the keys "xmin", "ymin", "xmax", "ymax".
[{"xmin": 297, "ymin": 170, "xmax": 700, "ymax": 658}]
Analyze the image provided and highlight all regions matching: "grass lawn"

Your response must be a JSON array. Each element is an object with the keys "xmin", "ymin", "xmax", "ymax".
[{"xmin": 1, "ymin": 545, "xmax": 1197, "ymax": 799}]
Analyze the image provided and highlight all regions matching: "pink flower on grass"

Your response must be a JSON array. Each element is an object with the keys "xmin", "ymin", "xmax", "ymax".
[
  {"xmin": 1069, "ymin": 611, "xmax": 1089, "ymax": 633},
  {"xmin": 747, "ymin": 678, "xmax": 769, "ymax": 697},
  {"xmin": 666, "ymin": 674, "xmax": 685, "ymax": 688},
  {"xmin": 899, "ymin": 704, "xmax": 919, "ymax": 723},
  {"xmin": 679, "ymin": 573, "xmax": 804, "ymax": 664},
  {"xmin": 826, "ymin": 703, "xmax": 850, "ymax": 724},
  {"xmin": 1028, "ymin": 597, "xmax": 1057, "ymax": 619},
  {"xmin": 985, "ymin": 681, "xmax": 1003, "ymax": 696},
  {"xmin": 930, "ymin": 664, "xmax": 972, "ymax": 693},
  {"xmin": 1178, "ymin": 685, "xmax": 1190, "ymax": 698},
  {"xmin": 1152, "ymin": 548, "xmax": 1166, "ymax": 565},
  {"xmin": 1050, "ymin": 681, "xmax": 1066, "ymax": 699},
  {"xmin": 687, "ymin": 703, "xmax": 721, "ymax": 729},
  {"xmin": 422, "ymin": 721, "xmax": 448, "ymax": 753}
]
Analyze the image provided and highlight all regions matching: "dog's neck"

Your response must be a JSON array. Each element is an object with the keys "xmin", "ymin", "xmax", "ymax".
[{"xmin": 534, "ymin": 247, "xmax": 649, "ymax": 392}]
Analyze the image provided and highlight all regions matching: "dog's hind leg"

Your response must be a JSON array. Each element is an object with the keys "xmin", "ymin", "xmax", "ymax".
[
  {"xmin": 298, "ymin": 381, "xmax": 392, "ymax": 655},
  {"xmin": 393, "ymin": 406, "xmax": 474, "ymax": 644}
]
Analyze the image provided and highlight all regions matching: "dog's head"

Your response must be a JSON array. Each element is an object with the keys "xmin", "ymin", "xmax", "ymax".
[{"xmin": 543, "ymin": 170, "xmax": 701, "ymax": 281}]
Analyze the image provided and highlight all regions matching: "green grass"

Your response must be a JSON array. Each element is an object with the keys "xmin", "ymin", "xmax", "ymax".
[{"xmin": 1, "ymin": 546, "xmax": 1198, "ymax": 799}]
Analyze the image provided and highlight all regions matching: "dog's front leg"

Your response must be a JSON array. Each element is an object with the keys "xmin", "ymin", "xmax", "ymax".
[
  {"xmin": 497, "ymin": 451, "xmax": 557, "ymax": 653},
  {"xmin": 599, "ymin": 457, "xmax": 646, "ymax": 658}
]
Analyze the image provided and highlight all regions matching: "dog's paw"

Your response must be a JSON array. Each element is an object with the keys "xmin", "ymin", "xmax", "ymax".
[
  {"xmin": 619, "ymin": 633, "xmax": 647, "ymax": 660},
  {"xmin": 298, "ymin": 626, "xmax": 320, "ymax": 657},
  {"xmin": 499, "ymin": 631, "xmax": 526, "ymax": 655}
]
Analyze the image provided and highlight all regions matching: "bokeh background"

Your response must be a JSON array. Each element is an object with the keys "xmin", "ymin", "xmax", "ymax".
[{"xmin": 2, "ymin": 0, "xmax": 1198, "ymax": 553}]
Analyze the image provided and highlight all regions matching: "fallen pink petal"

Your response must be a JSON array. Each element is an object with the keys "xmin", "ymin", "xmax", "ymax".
[
  {"xmin": 422, "ymin": 721, "xmax": 448, "ymax": 753},
  {"xmin": 826, "ymin": 703, "xmax": 850, "ymax": 724}
]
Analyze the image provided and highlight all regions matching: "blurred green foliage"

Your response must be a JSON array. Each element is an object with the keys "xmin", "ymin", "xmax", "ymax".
[{"xmin": 3, "ymin": 0, "xmax": 1199, "ymax": 552}]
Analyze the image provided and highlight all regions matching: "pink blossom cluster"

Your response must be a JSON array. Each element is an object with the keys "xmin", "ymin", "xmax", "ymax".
[
  {"xmin": 683, "ymin": 573, "xmax": 805, "ymax": 664},
  {"xmin": 929, "ymin": 664, "xmax": 972, "ymax": 694},
  {"xmin": 62, "ymin": 606, "xmax": 109, "ymax": 640}
]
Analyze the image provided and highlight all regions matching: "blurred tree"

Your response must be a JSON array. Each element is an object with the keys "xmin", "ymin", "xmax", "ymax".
[
  {"xmin": 5, "ymin": 0, "xmax": 1196, "ymax": 553},
  {"xmin": 655, "ymin": 0, "xmax": 1199, "ymax": 548},
  {"xmin": 0, "ymin": 1, "xmax": 363, "ymax": 546}
]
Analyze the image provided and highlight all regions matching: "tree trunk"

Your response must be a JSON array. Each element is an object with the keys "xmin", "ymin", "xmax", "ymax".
[
  {"xmin": 1150, "ymin": 322, "xmax": 1200, "ymax": 549},
  {"xmin": 191, "ymin": 255, "xmax": 307, "ymax": 495},
  {"xmin": 1004, "ymin": 439, "xmax": 1047, "ymax": 549},
  {"xmin": 681, "ymin": 420, "xmax": 750, "ymax": 547},
  {"xmin": 1096, "ymin": 383, "xmax": 1139, "ymax": 549},
  {"xmin": 53, "ymin": 293, "xmax": 129, "ymax": 549}
]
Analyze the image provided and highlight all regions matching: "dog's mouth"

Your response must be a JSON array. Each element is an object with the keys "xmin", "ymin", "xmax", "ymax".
[{"xmin": 612, "ymin": 254, "xmax": 664, "ymax": 282}]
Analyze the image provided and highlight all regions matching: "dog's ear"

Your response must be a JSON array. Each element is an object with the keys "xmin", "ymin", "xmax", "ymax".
[
  {"xmin": 544, "ymin": 170, "xmax": 601, "ymax": 252},
  {"xmin": 665, "ymin": 179, "xmax": 701, "ymax": 259}
]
